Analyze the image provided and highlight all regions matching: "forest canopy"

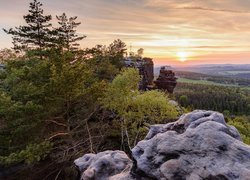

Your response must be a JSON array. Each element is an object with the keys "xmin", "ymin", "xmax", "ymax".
[{"xmin": 0, "ymin": 0, "xmax": 178, "ymax": 179}]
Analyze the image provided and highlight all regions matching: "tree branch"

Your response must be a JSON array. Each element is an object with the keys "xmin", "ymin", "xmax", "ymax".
[
  {"xmin": 47, "ymin": 132, "xmax": 69, "ymax": 140},
  {"xmin": 86, "ymin": 121, "xmax": 94, "ymax": 153},
  {"xmin": 45, "ymin": 120, "xmax": 67, "ymax": 127},
  {"xmin": 125, "ymin": 127, "xmax": 132, "ymax": 151}
]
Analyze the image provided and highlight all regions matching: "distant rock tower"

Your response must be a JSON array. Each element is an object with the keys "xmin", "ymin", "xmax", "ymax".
[
  {"xmin": 124, "ymin": 57, "xmax": 154, "ymax": 90},
  {"xmin": 154, "ymin": 66, "xmax": 177, "ymax": 93},
  {"xmin": 138, "ymin": 58, "xmax": 154, "ymax": 90},
  {"xmin": 124, "ymin": 58, "xmax": 177, "ymax": 93}
]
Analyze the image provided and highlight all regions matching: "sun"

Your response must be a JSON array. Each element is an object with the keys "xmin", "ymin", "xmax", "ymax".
[{"xmin": 177, "ymin": 51, "xmax": 188, "ymax": 62}]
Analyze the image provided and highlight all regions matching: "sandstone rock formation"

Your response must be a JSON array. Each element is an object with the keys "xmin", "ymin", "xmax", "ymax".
[
  {"xmin": 124, "ymin": 58, "xmax": 178, "ymax": 93},
  {"xmin": 74, "ymin": 151, "xmax": 132, "ymax": 180},
  {"xmin": 75, "ymin": 110, "xmax": 250, "ymax": 180},
  {"xmin": 124, "ymin": 57, "xmax": 154, "ymax": 90},
  {"xmin": 154, "ymin": 66, "xmax": 177, "ymax": 93}
]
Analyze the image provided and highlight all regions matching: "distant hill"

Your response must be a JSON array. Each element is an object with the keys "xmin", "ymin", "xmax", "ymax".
[
  {"xmin": 154, "ymin": 65, "xmax": 175, "ymax": 76},
  {"xmin": 175, "ymin": 71, "xmax": 250, "ymax": 87},
  {"xmin": 175, "ymin": 64, "xmax": 250, "ymax": 80}
]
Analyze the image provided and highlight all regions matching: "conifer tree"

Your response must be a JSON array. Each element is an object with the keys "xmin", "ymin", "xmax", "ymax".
[
  {"xmin": 55, "ymin": 13, "xmax": 86, "ymax": 51},
  {"xmin": 108, "ymin": 39, "xmax": 127, "ymax": 68},
  {"xmin": 3, "ymin": 0, "xmax": 52, "ymax": 54}
]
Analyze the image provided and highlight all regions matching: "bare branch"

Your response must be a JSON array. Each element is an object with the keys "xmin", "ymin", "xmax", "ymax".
[
  {"xmin": 54, "ymin": 170, "xmax": 62, "ymax": 180},
  {"xmin": 45, "ymin": 120, "xmax": 67, "ymax": 127},
  {"xmin": 86, "ymin": 121, "xmax": 95, "ymax": 153},
  {"xmin": 47, "ymin": 132, "xmax": 69, "ymax": 140},
  {"xmin": 125, "ymin": 127, "xmax": 132, "ymax": 151}
]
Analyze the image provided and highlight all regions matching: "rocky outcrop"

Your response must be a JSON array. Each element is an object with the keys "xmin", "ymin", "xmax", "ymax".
[
  {"xmin": 124, "ymin": 57, "xmax": 154, "ymax": 91},
  {"xmin": 74, "ymin": 151, "xmax": 132, "ymax": 180},
  {"xmin": 154, "ymin": 66, "xmax": 177, "ymax": 93},
  {"xmin": 75, "ymin": 110, "xmax": 250, "ymax": 180}
]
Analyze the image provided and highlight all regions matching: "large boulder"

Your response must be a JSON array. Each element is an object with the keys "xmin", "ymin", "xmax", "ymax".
[{"xmin": 75, "ymin": 110, "xmax": 250, "ymax": 180}]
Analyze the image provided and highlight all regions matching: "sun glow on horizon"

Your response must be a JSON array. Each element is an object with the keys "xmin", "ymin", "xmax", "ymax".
[{"xmin": 177, "ymin": 51, "xmax": 188, "ymax": 62}]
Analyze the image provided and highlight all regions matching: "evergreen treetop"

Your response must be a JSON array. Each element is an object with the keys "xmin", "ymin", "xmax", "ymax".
[
  {"xmin": 3, "ymin": 0, "xmax": 52, "ymax": 53},
  {"xmin": 55, "ymin": 13, "xmax": 86, "ymax": 51}
]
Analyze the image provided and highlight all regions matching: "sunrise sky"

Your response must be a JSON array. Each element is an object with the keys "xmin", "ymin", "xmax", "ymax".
[{"xmin": 1, "ymin": 0, "xmax": 250, "ymax": 66}]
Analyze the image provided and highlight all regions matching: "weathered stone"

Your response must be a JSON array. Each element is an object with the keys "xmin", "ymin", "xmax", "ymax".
[
  {"xmin": 132, "ymin": 110, "xmax": 250, "ymax": 179},
  {"xmin": 124, "ymin": 58, "xmax": 178, "ymax": 93},
  {"xmin": 74, "ymin": 150, "xmax": 132, "ymax": 180},
  {"xmin": 75, "ymin": 110, "xmax": 250, "ymax": 180},
  {"xmin": 154, "ymin": 66, "xmax": 178, "ymax": 93},
  {"xmin": 124, "ymin": 57, "xmax": 154, "ymax": 91}
]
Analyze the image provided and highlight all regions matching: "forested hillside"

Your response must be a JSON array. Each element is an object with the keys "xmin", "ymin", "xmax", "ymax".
[
  {"xmin": 0, "ymin": 1, "xmax": 178, "ymax": 179},
  {"xmin": 174, "ymin": 82, "xmax": 250, "ymax": 145},
  {"xmin": 175, "ymin": 83, "xmax": 250, "ymax": 115},
  {"xmin": 176, "ymin": 71, "xmax": 250, "ymax": 86}
]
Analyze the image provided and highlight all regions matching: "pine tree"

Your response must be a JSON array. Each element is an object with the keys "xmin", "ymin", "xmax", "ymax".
[
  {"xmin": 108, "ymin": 39, "xmax": 127, "ymax": 68},
  {"xmin": 3, "ymin": 0, "xmax": 52, "ymax": 55},
  {"xmin": 55, "ymin": 13, "xmax": 86, "ymax": 51}
]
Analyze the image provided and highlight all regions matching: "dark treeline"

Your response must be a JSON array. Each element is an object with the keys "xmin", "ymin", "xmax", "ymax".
[{"xmin": 174, "ymin": 82, "xmax": 250, "ymax": 115}]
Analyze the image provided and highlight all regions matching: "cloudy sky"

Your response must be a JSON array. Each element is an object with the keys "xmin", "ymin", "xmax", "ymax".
[{"xmin": 1, "ymin": 0, "xmax": 250, "ymax": 65}]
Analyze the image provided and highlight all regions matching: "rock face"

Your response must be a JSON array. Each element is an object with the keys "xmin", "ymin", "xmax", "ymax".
[
  {"xmin": 74, "ymin": 151, "xmax": 132, "ymax": 180},
  {"xmin": 123, "ymin": 58, "xmax": 178, "ymax": 93},
  {"xmin": 75, "ymin": 110, "xmax": 250, "ymax": 180},
  {"xmin": 154, "ymin": 66, "xmax": 177, "ymax": 93},
  {"xmin": 124, "ymin": 57, "xmax": 154, "ymax": 91},
  {"xmin": 138, "ymin": 58, "xmax": 154, "ymax": 91}
]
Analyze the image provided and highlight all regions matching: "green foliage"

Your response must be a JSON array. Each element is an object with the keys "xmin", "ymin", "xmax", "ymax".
[
  {"xmin": 108, "ymin": 39, "xmax": 127, "ymax": 68},
  {"xmin": 0, "ymin": 40, "xmax": 128, "ymax": 180},
  {"xmin": 102, "ymin": 68, "xmax": 140, "ymax": 114},
  {"xmin": 175, "ymin": 82, "xmax": 250, "ymax": 145},
  {"xmin": 1, "ymin": 1, "xmax": 135, "ymax": 179},
  {"xmin": 84, "ymin": 48, "xmax": 119, "ymax": 81},
  {"xmin": 228, "ymin": 116, "xmax": 250, "ymax": 145},
  {"xmin": 102, "ymin": 68, "xmax": 178, "ymax": 148},
  {"xmin": 179, "ymin": 95, "xmax": 189, "ymax": 107},
  {"xmin": 103, "ymin": 67, "xmax": 177, "ymax": 121},
  {"xmin": 0, "ymin": 48, "xmax": 119, "ymax": 180},
  {"xmin": 54, "ymin": 13, "xmax": 86, "ymax": 51},
  {"xmin": 0, "ymin": 141, "xmax": 52, "ymax": 165},
  {"xmin": 85, "ymin": 39, "xmax": 127, "ymax": 70},
  {"xmin": 175, "ymin": 83, "xmax": 250, "ymax": 115},
  {"xmin": 0, "ymin": 92, "xmax": 45, "ymax": 157},
  {"xmin": 2, "ymin": 58, "xmax": 50, "ymax": 103},
  {"xmin": 125, "ymin": 90, "xmax": 178, "ymax": 123}
]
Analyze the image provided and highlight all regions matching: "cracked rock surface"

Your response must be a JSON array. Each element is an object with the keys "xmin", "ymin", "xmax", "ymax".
[
  {"xmin": 74, "ymin": 150, "xmax": 132, "ymax": 180},
  {"xmin": 75, "ymin": 110, "xmax": 250, "ymax": 180}
]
